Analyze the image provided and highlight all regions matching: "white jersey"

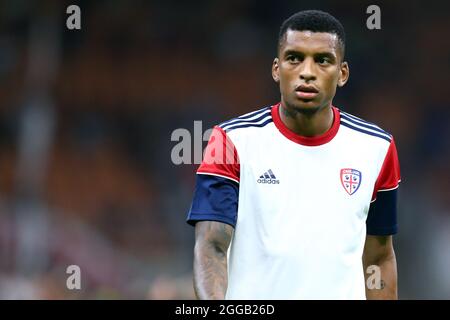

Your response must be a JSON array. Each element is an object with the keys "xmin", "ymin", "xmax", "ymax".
[{"xmin": 187, "ymin": 103, "xmax": 401, "ymax": 300}]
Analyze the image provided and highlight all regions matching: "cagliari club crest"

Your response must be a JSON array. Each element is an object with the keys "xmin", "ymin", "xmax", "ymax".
[{"xmin": 340, "ymin": 168, "xmax": 362, "ymax": 195}]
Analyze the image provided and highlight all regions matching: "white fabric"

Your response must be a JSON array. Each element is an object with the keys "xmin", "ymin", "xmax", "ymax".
[{"xmin": 224, "ymin": 117, "xmax": 390, "ymax": 300}]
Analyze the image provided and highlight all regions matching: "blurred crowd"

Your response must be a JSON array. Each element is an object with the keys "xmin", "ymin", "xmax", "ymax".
[{"xmin": 0, "ymin": 0, "xmax": 449, "ymax": 299}]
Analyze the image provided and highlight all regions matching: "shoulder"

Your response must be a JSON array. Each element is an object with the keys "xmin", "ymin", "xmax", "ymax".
[
  {"xmin": 338, "ymin": 109, "xmax": 393, "ymax": 144},
  {"xmin": 217, "ymin": 106, "xmax": 273, "ymax": 133}
]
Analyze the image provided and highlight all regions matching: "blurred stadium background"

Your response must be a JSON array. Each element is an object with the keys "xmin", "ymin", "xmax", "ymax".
[{"xmin": 0, "ymin": 0, "xmax": 449, "ymax": 299}]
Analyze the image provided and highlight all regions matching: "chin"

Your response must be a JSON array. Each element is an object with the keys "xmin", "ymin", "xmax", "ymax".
[{"xmin": 290, "ymin": 100, "xmax": 322, "ymax": 114}]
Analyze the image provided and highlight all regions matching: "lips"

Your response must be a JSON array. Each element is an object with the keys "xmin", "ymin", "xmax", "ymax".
[{"xmin": 295, "ymin": 84, "xmax": 319, "ymax": 99}]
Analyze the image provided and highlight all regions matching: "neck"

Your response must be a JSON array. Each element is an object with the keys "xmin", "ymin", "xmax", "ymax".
[{"xmin": 279, "ymin": 102, "xmax": 334, "ymax": 137}]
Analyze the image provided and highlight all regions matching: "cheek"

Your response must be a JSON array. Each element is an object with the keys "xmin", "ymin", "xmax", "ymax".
[
  {"xmin": 279, "ymin": 70, "xmax": 296, "ymax": 88},
  {"xmin": 278, "ymin": 73, "xmax": 290, "ymax": 90},
  {"xmin": 323, "ymin": 73, "xmax": 340, "ymax": 91}
]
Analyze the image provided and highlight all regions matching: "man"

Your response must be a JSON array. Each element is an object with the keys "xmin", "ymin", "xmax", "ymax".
[{"xmin": 186, "ymin": 10, "xmax": 400, "ymax": 300}]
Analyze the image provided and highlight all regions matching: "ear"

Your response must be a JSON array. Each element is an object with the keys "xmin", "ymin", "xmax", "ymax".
[
  {"xmin": 337, "ymin": 61, "xmax": 349, "ymax": 87},
  {"xmin": 272, "ymin": 58, "xmax": 280, "ymax": 83}
]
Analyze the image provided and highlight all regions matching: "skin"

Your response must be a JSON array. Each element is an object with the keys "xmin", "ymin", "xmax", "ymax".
[
  {"xmin": 193, "ymin": 221, "xmax": 233, "ymax": 299},
  {"xmin": 193, "ymin": 29, "xmax": 397, "ymax": 300},
  {"xmin": 363, "ymin": 235, "xmax": 398, "ymax": 299},
  {"xmin": 272, "ymin": 29, "xmax": 349, "ymax": 136}
]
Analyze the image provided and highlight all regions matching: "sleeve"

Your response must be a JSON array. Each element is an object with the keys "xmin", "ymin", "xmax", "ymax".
[
  {"xmin": 186, "ymin": 126, "xmax": 240, "ymax": 227},
  {"xmin": 366, "ymin": 138, "xmax": 401, "ymax": 235}
]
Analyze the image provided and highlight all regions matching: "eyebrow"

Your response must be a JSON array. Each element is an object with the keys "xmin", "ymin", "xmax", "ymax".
[{"xmin": 283, "ymin": 49, "xmax": 337, "ymax": 60}]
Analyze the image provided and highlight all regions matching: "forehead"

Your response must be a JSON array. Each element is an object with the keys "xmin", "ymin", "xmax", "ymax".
[{"xmin": 281, "ymin": 29, "xmax": 339, "ymax": 54}]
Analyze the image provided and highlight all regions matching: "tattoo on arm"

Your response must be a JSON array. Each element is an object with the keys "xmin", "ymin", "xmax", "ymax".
[
  {"xmin": 193, "ymin": 221, "xmax": 233, "ymax": 300},
  {"xmin": 363, "ymin": 235, "xmax": 397, "ymax": 299}
]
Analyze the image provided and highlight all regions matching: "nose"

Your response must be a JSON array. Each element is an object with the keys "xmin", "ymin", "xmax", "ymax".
[{"xmin": 299, "ymin": 57, "xmax": 316, "ymax": 82}]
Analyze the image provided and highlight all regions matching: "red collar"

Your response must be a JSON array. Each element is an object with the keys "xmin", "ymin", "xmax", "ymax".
[{"xmin": 271, "ymin": 103, "xmax": 340, "ymax": 146}]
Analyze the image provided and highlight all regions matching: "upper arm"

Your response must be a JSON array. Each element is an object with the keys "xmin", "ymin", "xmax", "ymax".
[
  {"xmin": 186, "ymin": 126, "xmax": 240, "ymax": 227},
  {"xmin": 363, "ymin": 235, "xmax": 395, "ymax": 265},
  {"xmin": 195, "ymin": 221, "xmax": 234, "ymax": 254},
  {"xmin": 367, "ymin": 139, "xmax": 401, "ymax": 235}
]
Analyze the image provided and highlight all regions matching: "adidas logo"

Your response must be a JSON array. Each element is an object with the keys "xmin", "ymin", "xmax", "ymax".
[{"xmin": 257, "ymin": 169, "xmax": 280, "ymax": 184}]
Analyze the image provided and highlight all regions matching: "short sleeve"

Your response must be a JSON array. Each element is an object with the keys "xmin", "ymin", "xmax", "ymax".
[
  {"xmin": 186, "ymin": 126, "xmax": 240, "ymax": 227},
  {"xmin": 366, "ymin": 138, "xmax": 401, "ymax": 235}
]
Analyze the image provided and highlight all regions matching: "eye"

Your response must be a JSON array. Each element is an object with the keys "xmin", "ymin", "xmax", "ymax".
[
  {"xmin": 287, "ymin": 55, "xmax": 301, "ymax": 63},
  {"xmin": 317, "ymin": 57, "xmax": 331, "ymax": 65}
]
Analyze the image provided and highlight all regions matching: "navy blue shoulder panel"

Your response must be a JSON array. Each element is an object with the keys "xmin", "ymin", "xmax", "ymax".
[
  {"xmin": 187, "ymin": 174, "xmax": 239, "ymax": 228},
  {"xmin": 366, "ymin": 188, "xmax": 398, "ymax": 235}
]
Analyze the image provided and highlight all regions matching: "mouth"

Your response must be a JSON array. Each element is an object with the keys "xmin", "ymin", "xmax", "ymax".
[{"xmin": 295, "ymin": 84, "xmax": 319, "ymax": 100}]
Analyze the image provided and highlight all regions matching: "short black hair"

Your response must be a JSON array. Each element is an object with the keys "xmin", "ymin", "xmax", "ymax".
[{"xmin": 278, "ymin": 10, "xmax": 346, "ymax": 58}]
